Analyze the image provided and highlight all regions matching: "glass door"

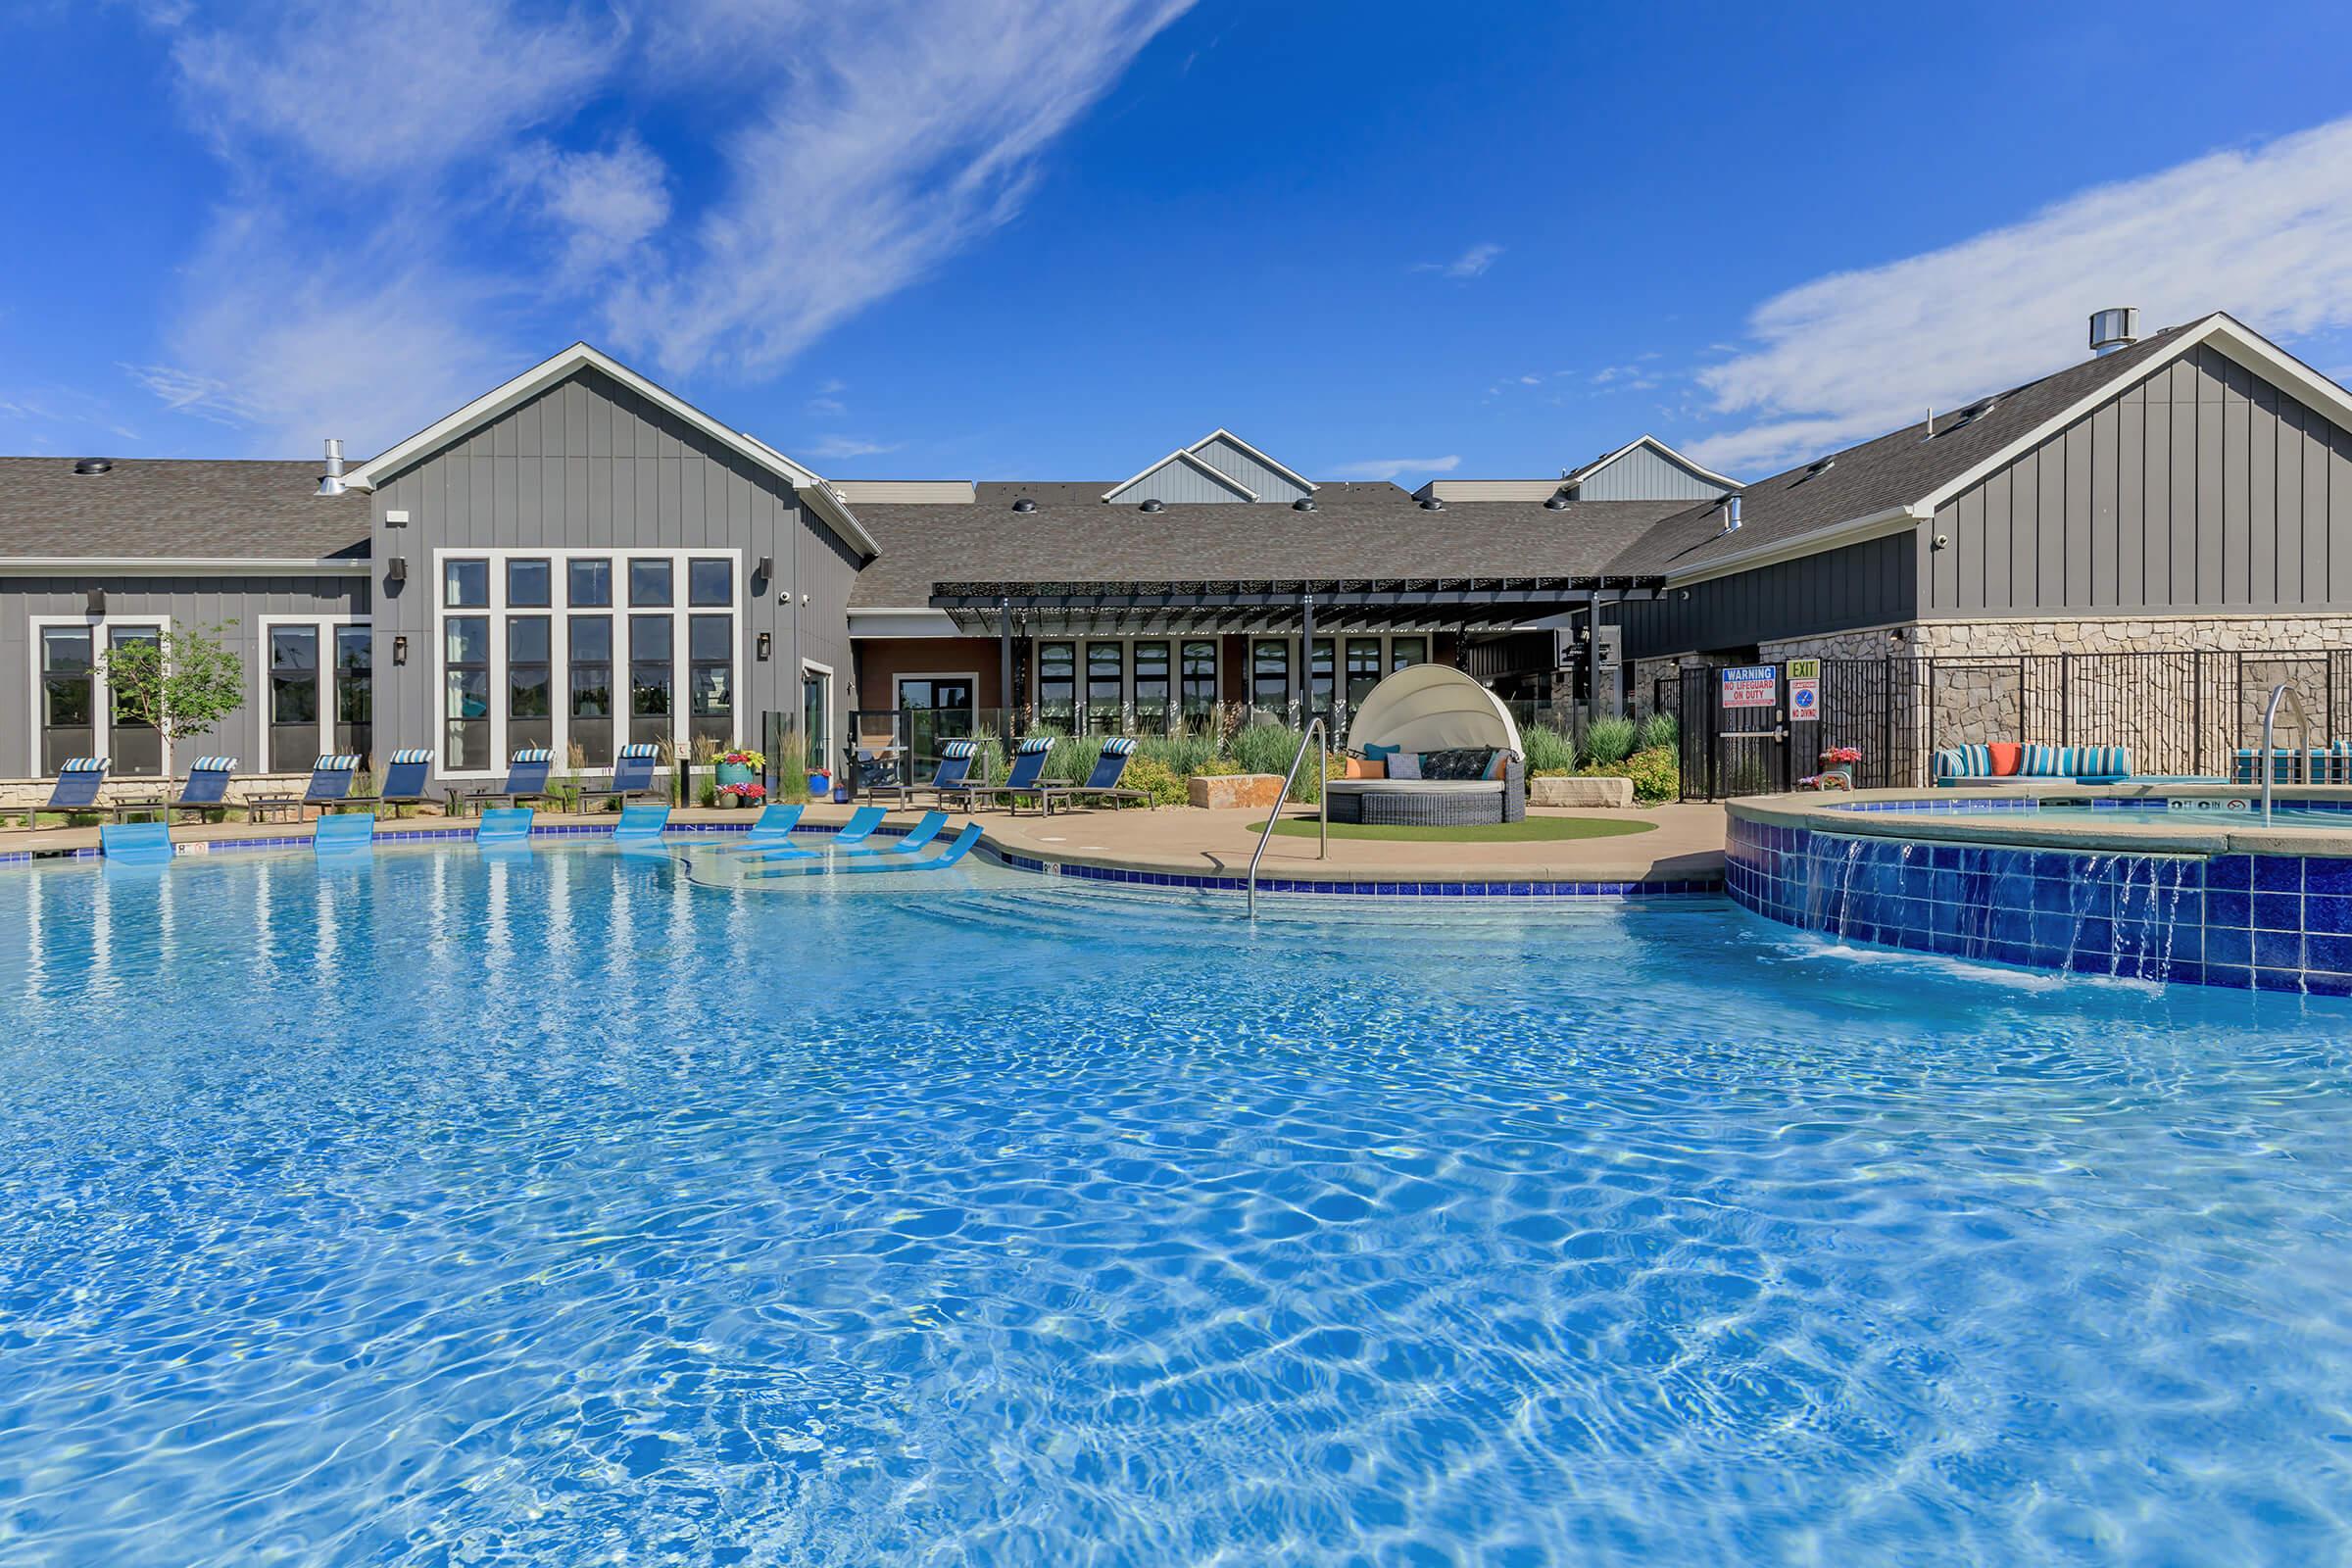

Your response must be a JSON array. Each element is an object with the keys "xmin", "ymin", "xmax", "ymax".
[
  {"xmin": 39, "ymin": 626, "xmax": 94, "ymax": 775},
  {"xmin": 270, "ymin": 625, "xmax": 321, "ymax": 773},
  {"xmin": 802, "ymin": 670, "xmax": 828, "ymax": 772},
  {"xmin": 898, "ymin": 676, "xmax": 975, "ymax": 772},
  {"xmin": 107, "ymin": 625, "xmax": 164, "ymax": 777},
  {"xmin": 333, "ymin": 626, "xmax": 372, "ymax": 762}
]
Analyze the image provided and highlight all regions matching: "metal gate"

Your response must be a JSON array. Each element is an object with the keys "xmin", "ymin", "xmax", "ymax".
[{"xmin": 1678, "ymin": 664, "xmax": 1791, "ymax": 801}]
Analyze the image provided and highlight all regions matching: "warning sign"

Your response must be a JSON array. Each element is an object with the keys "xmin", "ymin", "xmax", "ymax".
[
  {"xmin": 1788, "ymin": 659, "xmax": 1821, "ymax": 723},
  {"xmin": 1720, "ymin": 665, "xmax": 1777, "ymax": 710}
]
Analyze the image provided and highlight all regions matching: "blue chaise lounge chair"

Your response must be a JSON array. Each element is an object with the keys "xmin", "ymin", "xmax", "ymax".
[
  {"xmin": 450, "ymin": 748, "xmax": 559, "ymax": 815},
  {"xmin": 749, "ymin": 804, "xmax": 887, "ymax": 859},
  {"xmin": 22, "ymin": 756, "xmax": 109, "ymax": 829},
  {"xmin": 986, "ymin": 737, "xmax": 1056, "ymax": 815},
  {"xmin": 575, "ymin": 743, "xmax": 665, "ymax": 812},
  {"xmin": 351, "ymin": 749, "xmax": 434, "ymax": 817},
  {"xmin": 746, "ymin": 820, "xmax": 985, "ymax": 881},
  {"xmin": 113, "ymin": 756, "xmax": 237, "ymax": 824},
  {"xmin": 1038, "ymin": 737, "xmax": 1147, "ymax": 814},
  {"xmin": 249, "ymin": 754, "xmax": 360, "ymax": 821}
]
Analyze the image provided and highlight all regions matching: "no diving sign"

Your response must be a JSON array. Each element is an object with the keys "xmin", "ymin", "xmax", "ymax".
[
  {"xmin": 1788, "ymin": 659, "xmax": 1821, "ymax": 723},
  {"xmin": 1720, "ymin": 665, "xmax": 1777, "ymax": 710}
]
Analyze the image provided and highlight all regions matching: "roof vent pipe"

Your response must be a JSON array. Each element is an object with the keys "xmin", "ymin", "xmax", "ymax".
[
  {"xmin": 1716, "ymin": 495, "xmax": 1742, "ymax": 539},
  {"xmin": 317, "ymin": 437, "xmax": 346, "ymax": 497},
  {"xmin": 2089, "ymin": 307, "xmax": 2139, "ymax": 356}
]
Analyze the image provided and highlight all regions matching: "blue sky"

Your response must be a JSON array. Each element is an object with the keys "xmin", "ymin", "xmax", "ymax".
[{"xmin": 6, "ymin": 1, "xmax": 2352, "ymax": 486}]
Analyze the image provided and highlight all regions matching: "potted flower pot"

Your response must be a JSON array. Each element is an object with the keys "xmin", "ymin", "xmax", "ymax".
[
  {"xmin": 715, "ymin": 760, "xmax": 756, "ymax": 790},
  {"xmin": 808, "ymin": 770, "xmax": 831, "ymax": 797}
]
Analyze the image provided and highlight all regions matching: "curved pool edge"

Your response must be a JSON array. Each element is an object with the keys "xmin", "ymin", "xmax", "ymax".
[{"xmin": 1727, "ymin": 788, "xmax": 2352, "ymax": 996}]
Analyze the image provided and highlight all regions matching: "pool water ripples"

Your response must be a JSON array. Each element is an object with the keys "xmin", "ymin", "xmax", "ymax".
[{"xmin": 1, "ymin": 845, "xmax": 2350, "ymax": 1564}]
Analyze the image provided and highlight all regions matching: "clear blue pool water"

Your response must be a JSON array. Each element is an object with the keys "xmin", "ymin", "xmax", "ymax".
[
  {"xmin": 3, "ymin": 843, "xmax": 2351, "ymax": 1565},
  {"xmin": 1884, "ymin": 801, "xmax": 2352, "ymax": 829}
]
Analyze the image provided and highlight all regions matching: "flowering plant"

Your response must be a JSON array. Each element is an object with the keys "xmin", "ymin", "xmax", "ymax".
[
  {"xmin": 719, "ymin": 749, "xmax": 766, "ymax": 770},
  {"xmin": 1819, "ymin": 746, "xmax": 1862, "ymax": 764},
  {"xmin": 717, "ymin": 780, "xmax": 766, "ymax": 801}
]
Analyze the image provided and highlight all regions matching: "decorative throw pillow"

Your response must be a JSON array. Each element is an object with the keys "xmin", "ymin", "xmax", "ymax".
[
  {"xmin": 1386, "ymin": 752, "xmax": 1423, "ymax": 780},
  {"xmin": 1986, "ymin": 742, "xmax": 2023, "ymax": 776},
  {"xmin": 1363, "ymin": 742, "xmax": 1400, "ymax": 761},
  {"xmin": 1420, "ymin": 747, "xmax": 1494, "ymax": 781}
]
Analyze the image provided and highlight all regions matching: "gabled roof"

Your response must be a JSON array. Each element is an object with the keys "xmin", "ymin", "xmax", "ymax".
[
  {"xmin": 336, "ymin": 342, "xmax": 879, "ymax": 559},
  {"xmin": 1606, "ymin": 312, "xmax": 2352, "ymax": 581},
  {"xmin": 1100, "ymin": 445, "xmax": 1258, "ymax": 503},
  {"xmin": 1187, "ymin": 428, "xmax": 1317, "ymax": 493},
  {"xmin": 1567, "ymin": 433, "xmax": 1740, "ymax": 492}
]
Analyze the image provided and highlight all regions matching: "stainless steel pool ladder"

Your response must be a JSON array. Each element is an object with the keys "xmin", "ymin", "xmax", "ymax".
[
  {"xmin": 2261, "ymin": 682, "xmax": 2311, "ymax": 825},
  {"xmin": 1246, "ymin": 715, "xmax": 1329, "ymax": 917}
]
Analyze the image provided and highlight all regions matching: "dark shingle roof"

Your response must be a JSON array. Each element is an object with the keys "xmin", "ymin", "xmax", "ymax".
[
  {"xmin": 1604, "ymin": 323, "xmax": 2194, "ymax": 577},
  {"xmin": 0, "ymin": 457, "xmax": 369, "ymax": 561},
  {"xmin": 847, "ymin": 482, "xmax": 1689, "ymax": 607}
]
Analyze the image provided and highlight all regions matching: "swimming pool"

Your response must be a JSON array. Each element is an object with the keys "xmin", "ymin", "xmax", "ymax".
[{"xmin": 3, "ymin": 843, "xmax": 2349, "ymax": 1565}]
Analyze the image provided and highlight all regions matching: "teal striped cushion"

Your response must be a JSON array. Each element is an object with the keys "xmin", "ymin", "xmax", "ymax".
[
  {"xmin": 1102, "ymin": 737, "xmax": 1137, "ymax": 756},
  {"xmin": 62, "ymin": 756, "xmax": 109, "ymax": 772},
  {"xmin": 190, "ymin": 756, "xmax": 237, "ymax": 772},
  {"xmin": 1934, "ymin": 745, "xmax": 1992, "ymax": 779},
  {"xmin": 389, "ymin": 748, "xmax": 434, "ymax": 764},
  {"xmin": 941, "ymin": 740, "xmax": 980, "ymax": 759},
  {"xmin": 315, "ymin": 754, "xmax": 360, "ymax": 771},
  {"xmin": 1015, "ymin": 737, "xmax": 1055, "ymax": 756}
]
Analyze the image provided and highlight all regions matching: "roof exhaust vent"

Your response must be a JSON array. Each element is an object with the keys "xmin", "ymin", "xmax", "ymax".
[
  {"xmin": 1138, "ymin": 498, "xmax": 1165, "ymax": 513},
  {"xmin": 2089, "ymin": 307, "xmax": 2139, "ymax": 356},
  {"xmin": 1417, "ymin": 497, "xmax": 1446, "ymax": 512},
  {"xmin": 1010, "ymin": 496, "xmax": 1037, "ymax": 514},
  {"xmin": 1292, "ymin": 497, "xmax": 1315, "ymax": 511},
  {"xmin": 1715, "ymin": 495, "xmax": 1742, "ymax": 539},
  {"xmin": 317, "ymin": 437, "xmax": 347, "ymax": 497},
  {"xmin": 72, "ymin": 458, "xmax": 113, "ymax": 475},
  {"xmin": 1544, "ymin": 493, "xmax": 1571, "ymax": 511}
]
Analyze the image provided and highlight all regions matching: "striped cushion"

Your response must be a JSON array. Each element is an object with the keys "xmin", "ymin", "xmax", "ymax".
[
  {"xmin": 2022, "ymin": 745, "xmax": 2132, "ymax": 779},
  {"xmin": 617, "ymin": 743, "xmax": 662, "ymax": 760},
  {"xmin": 1102, "ymin": 737, "xmax": 1137, "ymax": 756},
  {"xmin": 314, "ymin": 754, "xmax": 361, "ymax": 771},
  {"xmin": 1932, "ymin": 745, "xmax": 1992, "ymax": 779},
  {"xmin": 190, "ymin": 756, "xmax": 237, "ymax": 772},
  {"xmin": 511, "ymin": 748, "xmax": 555, "ymax": 763},
  {"xmin": 61, "ymin": 757, "xmax": 109, "ymax": 772},
  {"xmin": 388, "ymin": 748, "xmax": 434, "ymax": 764},
  {"xmin": 1015, "ymin": 737, "xmax": 1055, "ymax": 755},
  {"xmin": 942, "ymin": 740, "xmax": 980, "ymax": 759}
]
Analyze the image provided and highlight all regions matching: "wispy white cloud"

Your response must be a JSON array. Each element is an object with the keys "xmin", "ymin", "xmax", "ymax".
[
  {"xmin": 1688, "ymin": 116, "xmax": 2352, "ymax": 474},
  {"xmin": 1414, "ymin": 242, "xmax": 1502, "ymax": 280},
  {"xmin": 508, "ymin": 133, "xmax": 672, "ymax": 276},
  {"xmin": 1329, "ymin": 455, "xmax": 1460, "ymax": 480},
  {"xmin": 806, "ymin": 435, "xmax": 904, "ymax": 460}
]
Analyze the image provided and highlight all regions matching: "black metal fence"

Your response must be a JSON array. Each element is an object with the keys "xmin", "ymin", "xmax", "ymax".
[{"xmin": 1673, "ymin": 649, "xmax": 2352, "ymax": 801}]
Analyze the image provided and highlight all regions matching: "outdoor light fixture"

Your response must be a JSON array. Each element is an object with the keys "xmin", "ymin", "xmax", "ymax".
[
  {"xmin": 85, "ymin": 588, "xmax": 105, "ymax": 616},
  {"xmin": 386, "ymin": 556, "xmax": 409, "ymax": 584},
  {"xmin": 392, "ymin": 635, "xmax": 409, "ymax": 666},
  {"xmin": 756, "ymin": 556, "xmax": 773, "ymax": 580},
  {"xmin": 757, "ymin": 631, "xmax": 772, "ymax": 661}
]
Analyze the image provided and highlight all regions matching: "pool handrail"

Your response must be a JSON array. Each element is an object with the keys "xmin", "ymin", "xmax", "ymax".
[
  {"xmin": 2261, "ymin": 683, "xmax": 2311, "ymax": 825},
  {"xmin": 1246, "ymin": 716, "xmax": 1328, "ymax": 917}
]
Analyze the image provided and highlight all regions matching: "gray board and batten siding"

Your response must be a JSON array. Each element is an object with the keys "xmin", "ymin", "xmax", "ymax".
[
  {"xmin": 364, "ymin": 366, "xmax": 863, "ymax": 779},
  {"xmin": 1102, "ymin": 452, "xmax": 1255, "ymax": 506},
  {"xmin": 1572, "ymin": 442, "xmax": 1731, "ymax": 502},
  {"xmin": 1188, "ymin": 435, "xmax": 1313, "ymax": 503},
  {"xmin": 1623, "ymin": 534, "xmax": 1918, "ymax": 660},
  {"xmin": 1926, "ymin": 342, "xmax": 2352, "ymax": 616},
  {"xmin": 0, "ymin": 574, "xmax": 367, "ymax": 779}
]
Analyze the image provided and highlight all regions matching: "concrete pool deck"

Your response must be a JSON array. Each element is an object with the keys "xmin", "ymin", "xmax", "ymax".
[{"xmin": 1, "ymin": 800, "xmax": 1731, "ymax": 884}]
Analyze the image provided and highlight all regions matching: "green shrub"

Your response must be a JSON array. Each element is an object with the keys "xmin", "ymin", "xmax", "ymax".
[
  {"xmin": 1137, "ymin": 731, "xmax": 1219, "ymax": 779},
  {"xmin": 1121, "ymin": 756, "xmax": 1188, "ymax": 807},
  {"xmin": 1581, "ymin": 716, "xmax": 1638, "ymax": 767},
  {"xmin": 1194, "ymin": 757, "xmax": 1242, "ymax": 777},
  {"xmin": 1623, "ymin": 745, "xmax": 1679, "ymax": 804},
  {"xmin": 1227, "ymin": 722, "xmax": 1303, "ymax": 779},
  {"xmin": 1635, "ymin": 710, "xmax": 1678, "ymax": 752},
  {"xmin": 1521, "ymin": 725, "xmax": 1578, "ymax": 777}
]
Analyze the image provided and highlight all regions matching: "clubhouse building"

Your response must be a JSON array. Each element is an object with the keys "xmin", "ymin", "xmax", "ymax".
[{"xmin": 5, "ymin": 310, "xmax": 2351, "ymax": 789}]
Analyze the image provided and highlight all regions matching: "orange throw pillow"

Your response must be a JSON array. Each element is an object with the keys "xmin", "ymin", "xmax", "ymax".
[
  {"xmin": 1346, "ymin": 759, "xmax": 1387, "ymax": 779},
  {"xmin": 1987, "ymin": 743, "xmax": 2023, "ymax": 776}
]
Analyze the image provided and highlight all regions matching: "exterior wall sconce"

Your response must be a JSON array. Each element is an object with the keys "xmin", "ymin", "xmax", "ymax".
[
  {"xmin": 756, "ymin": 631, "xmax": 772, "ymax": 662},
  {"xmin": 86, "ymin": 588, "xmax": 106, "ymax": 616},
  {"xmin": 756, "ymin": 556, "xmax": 774, "ymax": 580},
  {"xmin": 386, "ymin": 556, "xmax": 409, "ymax": 584},
  {"xmin": 393, "ymin": 634, "xmax": 409, "ymax": 666}
]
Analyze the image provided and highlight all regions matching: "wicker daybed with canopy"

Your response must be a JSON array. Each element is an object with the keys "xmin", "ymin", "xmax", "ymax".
[{"xmin": 1327, "ymin": 664, "xmax": 1527, "ymax": 825}]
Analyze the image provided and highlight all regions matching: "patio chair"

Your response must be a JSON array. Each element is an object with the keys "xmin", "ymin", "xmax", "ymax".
[
  {"xmin": 313, "ymin": 813, "xmax": 376, "ymax": 857},
  {"xmin": 574, "ymin": 743, "xmax": 665, "ymax": 813},
  {"xmin": 984, "ymin": 737, "xmax": 1055, "ymax": 815},
  {"xmin": 838, "ymin": 808, "xmax": 949, "ymax": 857},
  {"xmin": 19, "ymin": 756, "xmax": 109, "ymax": 829},
  {"xmin": 751, "ymin": 804, "xmax": 886, "ymax": 860},
  {"xmin": 911, "ymin": 740, "xmax": 982, "ymax": 805},
  {"xmin": 474, "ymin": 807, "xmax": 534, "ymax": 845},
  {"xmin": 741, "ymin": 802, "xmax": 806, "ymax": 848},
  {"xmin": 350, "ymin": 749, "xmax": 434, "ymax": 817},
  {"xmin": 448, "ymin": 748, "xmax": 559, "ymax": 816},
  {"xmin": 1037, "ymin": 737, "xmax": 1147, "ymax": 814},
  {"xmin": 99, "ymin": 820, "xmax": 173, "ymax": 864},
  {"xmin": 112, "ymin": 756, "xmax": 237, "ymax": 824},
  {"xmin": 746, "ymin": 820, "xmax": 985, "ymax": 881},
  {"xmin": 612, "ymin": 803, "xmax": 670, "ymax": 841},
  {"xmin": 248, "ymin": 754, "xmax": 360, "ymax": 821}
]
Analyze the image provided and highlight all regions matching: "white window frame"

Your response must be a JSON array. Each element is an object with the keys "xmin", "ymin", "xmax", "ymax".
[
  {"xmin": 431, "ymin": 547, "xmax": 744, "ymax": 779},
  {"xmin": 256, "ymin": 613, "xmax": 372, "ymax": 772},
  {"xmin": 27, "ymin": 612, "xmax": 176, "ymax": 777},
  {"xmin": 800, "ymin": 659, "xmax": 834, "ymax": 775}
]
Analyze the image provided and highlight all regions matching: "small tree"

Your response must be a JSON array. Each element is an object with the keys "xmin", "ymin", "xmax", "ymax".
[{"xmin": 100, "ymin": 621, "xmax": 247, "ymax": 746}]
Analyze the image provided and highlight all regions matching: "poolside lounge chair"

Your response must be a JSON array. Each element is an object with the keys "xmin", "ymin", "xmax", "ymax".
[
  {"xmin": 839, "ymin": 808, "xmax": 949, "ymax": 857},
  {"xmin": 1037, "ymin": 737, "xmax": 1147, "ymax": 814},
  {"xmin": 349, "ymin": 749, "xmax": 434, "ymax": 817},
  {"xmin": 474, "ymin": 807, "xmax": 533, "ymax": 845},
  {"xmin": 112, "ymin": 756, "xmax": 237, "ymax": 823},
  {"xmin": 574, "ymin": 743, "xmax": 665, "ymax": 812},
  {"xmin": 313, "ymin": 813, "xmax": 375, "ymax": 857},
  {"xmin": 746, "ymin": 820, "xmax": 985, "ymax": 881},
  {"xmin": 99, "ymin": 820, "xmax": 173, "ymax": 864},
  {"xmin": 20, "ymin": 756, "xmax": 110, "ymax": 829},
  {"xmin": 984, "ymin": 737, "xmax": 1055, "ymax": 815},
  {"xmin": 742, "ymin": 802, "xmax": 806, "ymax": 846},
  {"xmin": 448, "ymin": 748, "xmax": 559, "ymax": 816},
  {"xmin": 905, "ymin": 740, "xmax": 981, "ymax": 806},
  {"xmin": 612, "ymin": 803, "xmax": 670, "ymax": 841},
  {"xmin": 751, "ymin": 804, "xmax": 886, "ymax": 859},
  {"xmin": 248, "ymin": 754, "xmax": 360, "ymax": 821}
]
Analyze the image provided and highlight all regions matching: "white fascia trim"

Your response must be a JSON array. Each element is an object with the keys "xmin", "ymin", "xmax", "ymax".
[
  {"xmin": 1100, "ymin": 446, "xmax": 1259, "ymax": 504},
  {"xmin": 848, "ymin": 609, "xmax": 965, "ymax": 638},
  {"xmin": 333, "ymin": 341, "xmax": 880, "ymax": 560},
  {"xmin": 1186, "ymin": 427, "xmax": 1318, "ymax": 493},
  {"xmin": 0, "ymin": 557, "xmax": 370, "ymax": 575},
  {"xmin": 1662, "ymin": 505, "xmax": 1924, "ymax": 589},
  {"xmin": 1573, "ymin": 433, "xmax": 1741, "ymax": 491}
]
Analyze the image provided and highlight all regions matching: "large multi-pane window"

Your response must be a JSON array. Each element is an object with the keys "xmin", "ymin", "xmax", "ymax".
[
  {"xmin": 333, "ymin": 625, "xmax": 372, "ymax": 761},
  {"xmin": 688, "ymin": 613, "xmax": 733, "ymax": 749},
  {"xmin": 1086, "ymin": 643, "xmax": 1125, "ymax": 733},
  {"xmin": 1181, "ymin": 641, "xmax": 1217, "ymax": 726},
  {"xmin": 39, "ymin": 626, "xmax": 94, "ymax": 775},
  {"xmin": 436, "ymin": 550, "xmax": 740, "ymax": 773},
  {"xmin": 507, "ymin": 614, "xmax": 554, "ymax": 754},
  {"xmin": 443, "ymin": 615, "xmax": 491, "ymax": 768},
  {"xmin": 1037, "ymin": 642, "xmax": 1076, "ymax": 727},
  {"xmin": 629, "ymin": 614, "xmax": 673, "ymax": 747},
  {"xmin": 1307, "ymin": 639, "xmax": 1335, "ymax": 725},
  {"xmin": 1346, "ymin": 638, "xmax": 1384, "ymax": 711},
  {"xmin": 1391, "ymin": 636, "xmax": 1428, "ymax": 670},
  {"xmin": 106, "ymin": 625, "xmax": 163, "ymax": 777},
  {"xmin": 1251, "ymin": 639, "xmax": 1291, "ymax": 712},
  {"xmin": 1133, "ymin": 641, "xmax": 1170, "ymax": 732},
  {"xmin": 270, "ymin": 625, "xmax": 322, "ymax": 773},
  {"xmin": 568, "ymin": 615, "xmax": 615, "ymax": 767}
]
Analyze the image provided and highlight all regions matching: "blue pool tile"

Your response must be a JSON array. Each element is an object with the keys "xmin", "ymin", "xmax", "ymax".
[
  {"xmin": 2205, "ymin": 927, "xmax": 2251, "ymax": 968},
  {"xmin": 2305, "ymin": 859, "xmax": 2352, "ymax": 897},
  {"xmin": 2206, "ymin": 891, "xmax": 2252, "ymax": 928},
  {"xmin": 2207, "ymin": 856, "xmax": 2253, "ymax": 891},
  {"xmin": 2254, "ymin": 928, "xmax": 2304, "ymax": 970},
  {"xmin": 2254, "ymin": 857, "xmax": 2306, "ymax": 894},
  {"xmin": 2252, "ymin": 892, "xmax": 2303, "ymax": 932},
  {"xmin": 2304, "ymin": 934, "xmax": 2352, "ymax": 976},
  {"xmin": 2205, "ymin": 964, "xmax": 2253, "ymax": 989},
  {"xmin": 2305, "ymin": 896, "xmax": 2352, "ymax": 936}
]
